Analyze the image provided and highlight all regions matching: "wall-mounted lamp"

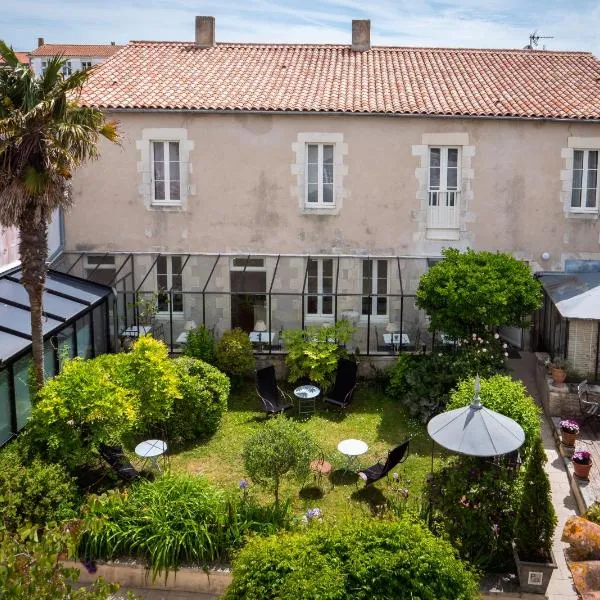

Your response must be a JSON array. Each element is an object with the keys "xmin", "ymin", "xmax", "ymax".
[{"xmin": 541, "ymin": 252, "xmax": 551, "ymax": 261}]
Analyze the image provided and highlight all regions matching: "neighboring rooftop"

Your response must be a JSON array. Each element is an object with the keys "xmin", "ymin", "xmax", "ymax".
[
  {"xmin": 77, "ymin": 17, "xmax": 600, "ymax": 120},
  {"xmin": 31, "ymin": 43, "xmax": 123, "ymax": 58},
  {"xmin": 0, "ymin": 51, "xmax": 29, "ymax": 65}
]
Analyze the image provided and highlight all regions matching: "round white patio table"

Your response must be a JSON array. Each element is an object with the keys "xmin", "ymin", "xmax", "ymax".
[
  {"xmin": 135, "ymin": 439, "xmax": 167, "ymax": 472},
  {"xmin": 337, "ymin": 438, "xmax": 368, "ymax": 472}
]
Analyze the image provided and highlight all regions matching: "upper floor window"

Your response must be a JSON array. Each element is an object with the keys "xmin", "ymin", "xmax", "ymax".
[
  {"xmin": 81, "ymin": 60, "xmax": 92, "ymax": 70},
  {"xmin": 428, "ymin": 147, "xmax": 460, "ymax": 207},
  {"xmin": 306, "ymin": 258, "xmax": 334, "ymax": 316},
  {"xmin": 306, "ymin": 143, "xmax": 334, "ymax": 207},
  {"xmin": 571, "ymin": 150, "xmax": 598, "ymax": 212},
  {"xmin": 156, "ymin": 255, "xmax": 184, "ymax": 313},
  {"xmin": 362, "ymin": 259, "xmax": 388, "ymax": 318},
  {"xmin": 152, "ymin": 141, "xmax": 181, "ymax": 206},
  {"xmin": 62, "ymin": 61, "xmax": 72, "ymax": 77},
  {"xmin": 41, "ymin": 60, "xmax": 48, "ymax": 75}
]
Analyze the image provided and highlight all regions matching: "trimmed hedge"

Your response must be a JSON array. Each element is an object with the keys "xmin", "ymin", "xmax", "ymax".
[{"xmin": 225, "ymin": 518, "xmax": 479, "ymax": 600}]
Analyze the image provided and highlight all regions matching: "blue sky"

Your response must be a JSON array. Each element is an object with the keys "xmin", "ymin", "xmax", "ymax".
[{"xmin": 2, "ymin": 0, "xmax": 600, "ymax": 54}]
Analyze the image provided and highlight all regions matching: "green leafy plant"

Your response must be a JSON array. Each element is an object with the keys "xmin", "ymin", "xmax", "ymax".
[
  {"xmin": 215, "ymin": 328, "xmax": 255, "ymax": 384},
  {"xmin": 26, "ymin": 357, "xmax": 137, "ymax": 469},
  {"xmin": 514, "ymin": 435, "xmax": 557, "ymax": 562},
  {"xmin": 416, "ymin": 248, "xmax": 542, "ymax": 339},
  {"xmin": 426, "ymin": 455, "xmax": 522, "ymax": 571},
  {"xmin": 282, "ymin": 321, "xmax": 355, "ymax": 388},
  {"xmin": 225, "ymin": 518, "xmax": 479, "ymax": 600},
  {"xmin": 162, "ymin": 357, "xmax": 230, "ymax": 445},
  {"xmin": 584, "ymin": 502, "xmax": 600, "ymax": 525},
  {"xmin": 0, "ymin": 526, "xmax": 122, "ymax": 599},
  {"xmin": 78, "ymin": 474, "xmax": 293, "ymax": 576},
  {"xmin": 183, "ymin": 325, "xmax": 216, "ymax": 364},
  {"xmin": 243, "ymin": 416, "xmax": 316, "ymax": 503},
  {"xmin": 0, "ymin": 442, "xmax": 79, "ymax": 532},
  {"xmin": 447, "ymin": 375, "xmax": 540, "ymax": 456}
]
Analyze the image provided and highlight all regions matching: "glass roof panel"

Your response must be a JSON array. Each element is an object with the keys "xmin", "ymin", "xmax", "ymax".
[
  {"xmin": 0, "ymin": 303, "xmax": 62, "ymax": 335},
  {"xmin": 0, "ymin": 331, "xmax": 29, "ymax": 362}
]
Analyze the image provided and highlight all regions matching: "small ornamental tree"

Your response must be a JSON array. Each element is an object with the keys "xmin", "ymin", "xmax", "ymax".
[
  {"xmin": 416, "ymin": 248, "xmax": 542, "ymax": 339},
  {"xmin": 183, "ymin": 325, "xmax": 216, "ymax": 364},
  {"xmin": 243, "ymin": 416, "xmax": 316, "ymax": 503},
  {"xmin": 216, "ymin": 328, "xmax": 255, "ymax": 384},
  {"xmin": 514, "ymin": 435, "xmax": 557, "ymax": 562}
]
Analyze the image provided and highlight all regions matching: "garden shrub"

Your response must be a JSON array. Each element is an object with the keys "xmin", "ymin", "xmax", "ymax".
[
  {"xmin": 225, "ymin": 518, "xmax": 479, "ymax": 600},
  {"xmin": 215, "ymin": 328, "xmax": 255, "ymax": 383},
  {"xmin": 514, "ymin": 435, "xmax": 557, "ymax": 562},
  {"xmin": 447, "ymin": 375, "xmax": 540, "ymax": 455},
  {"xmin": 0, "ymin": 442, "xmax": 79, "ymax": 532},
  {"xmin": 426, "ymin": 455, "xmax": 522, "ymax": 571},
  {"xmin": 387, "ymin": 335, "xmax": 508, "ymax": 422},
  {"xmin": 0, "ymin": 526, "xmax": 120, "ymax": 599},
  {"xmin": 584, "ymin": 502, "xmax": 600, "ymax": 525},
  {"xmin": 183, "ymin": 325, "xmax": 216, "ymax": 364},
  {"xmin": 243, "ymin": 416, "xmax": 316, "ymax": 503},
  {"xmin": 78, "ymin": 474, "xmax": 293, "ymax": 575},
  {"xmin": 282, "ymin": 320, "xmax": 355, "ymax": 388},
  {"xmin": 162, "ymin": 357, "xmax": 230, "ymax": 444},
  {"xmin": 26, "ymin": 357, "xmax": 137, "ymax": 469},
  {"xmin": 416, "ymin": 248, "xmax": 542, "ymax": 339}
]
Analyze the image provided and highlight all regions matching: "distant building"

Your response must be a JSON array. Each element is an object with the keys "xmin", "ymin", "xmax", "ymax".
[
  {"xmin": 0, "ymin": 51, "xmax": 30, "ymax": 66},
  {"xmin": 29, "ymin": 38, "xmax": 123, "ymax": 77}
]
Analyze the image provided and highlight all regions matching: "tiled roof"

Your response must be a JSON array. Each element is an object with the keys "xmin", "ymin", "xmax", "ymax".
[
  {"xmin": 79, "ymin": 41, "xmax": 600, "ymax": 120},
  {"xmin": 31, "ymin": 44, "xmax": 123, "ymax": 57},
  {"xmin": 0, "ymin": 52, "xmax": 30, "ymax": 65}
]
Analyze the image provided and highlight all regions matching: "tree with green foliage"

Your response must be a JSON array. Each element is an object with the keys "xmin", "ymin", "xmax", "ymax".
[
  {"xmin": 282, "ymin": 321, "xmax": 355, "ymax": 388},
  {"xmin": 225, "ymin": 518, "xmax": 479, "ymax": 600},
  {"xmin": 514, "ymin": 435, "xmax": 557, "ymax": 562},
  {"xmin": 0, "ymin": 43, "xmax": 119, "ymax": 390},
  {"xmin": 416, "ymin": 248, "xmax": 542, "ymax": 339},
  {"xmin": 243, "ymin": 416, "xmax": 316, "ymax": 503},
  {"xmin": 0, "ymin": 526, "xmax": 122, "ymax": 599},
  {"xmin": 216, "ymin": 328, "xmax": 255, "ymax": 384}
]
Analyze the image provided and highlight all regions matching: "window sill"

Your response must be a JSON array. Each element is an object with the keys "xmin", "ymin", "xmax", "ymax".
[
  {"xmin": 358, "ymin": 316, "xmax": 389, "ymax": 325},
  {"xmin": 565, "ymin": 211, "xmax": 599, "ymax": 220},
  {"xmin": 305, "ymin": 315, "xmax": 335, "ymax": 322},
  {"xmin": 301, "ymin": 204, "xmax": 339, "ymax": 216},
  {"xmin": 150, "ymin": 202, "xmax": 185, "ymax": 212}
]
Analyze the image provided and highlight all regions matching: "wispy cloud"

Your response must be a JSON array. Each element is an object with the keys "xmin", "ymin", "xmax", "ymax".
[{"xmin": 1, "ymin": 0, "xmax": 599, "ymax": 54}]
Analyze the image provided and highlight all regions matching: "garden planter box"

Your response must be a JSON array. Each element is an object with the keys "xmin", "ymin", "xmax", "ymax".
[
  {"xmin": 512, "ymin": 546, "xmax": 556, "ymax": 595},
  {"xmin": 61, "ymin": 559, "xmax": 231, "ymax": 597}
]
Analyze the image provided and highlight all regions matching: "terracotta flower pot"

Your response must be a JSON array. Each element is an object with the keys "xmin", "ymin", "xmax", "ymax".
[
  {"xmin": 552, "ymin": 367, "xmax": 566, "ymax": 385},
  {"xmin": 573, "ymin": 460, "xmax": 592, "ymax": 479},
  {"xmin": 561, "ymin": 430, "xmax": 577, "ymax": 447}
]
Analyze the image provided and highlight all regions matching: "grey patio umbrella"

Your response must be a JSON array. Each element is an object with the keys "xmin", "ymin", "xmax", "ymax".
[{"xmin": 427, "ymin": 376, "xmax": 525, "ymax": 457}]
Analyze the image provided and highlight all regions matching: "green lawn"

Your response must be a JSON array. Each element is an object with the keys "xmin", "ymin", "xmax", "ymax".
[{"xmin": 169, "ymin": 380, "xmax": 448, "ymax": 521}]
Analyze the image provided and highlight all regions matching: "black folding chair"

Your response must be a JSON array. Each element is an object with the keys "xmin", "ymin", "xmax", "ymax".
[
  {"xmin": 256, "ymin": 365, "xmax": 293, "ymax": 415},
  {"xmin": 358, "ymin": 438, "xmax": 411, "ymax": 486},
  {"xmin": 323, "ymin": 358, "xmax": 358, "ymax": 410},
  {"xmin": 98, "ymin": 443, "xmax": 141, "ymax": 482}
]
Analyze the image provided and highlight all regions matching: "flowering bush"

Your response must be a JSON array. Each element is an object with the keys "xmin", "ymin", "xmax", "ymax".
[
  {"xmin": 559, "ymin": 419, "xmax": 580, "ymax": 434},
  {"xmin": 573, "ymin": 450, "xmax": 592, "ymax": 465}
]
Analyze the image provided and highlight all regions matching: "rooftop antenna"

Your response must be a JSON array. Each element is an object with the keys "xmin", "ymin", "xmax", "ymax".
[{"xmin": 524, "ymin": 30, "xmax": 554, "ymax": 50}]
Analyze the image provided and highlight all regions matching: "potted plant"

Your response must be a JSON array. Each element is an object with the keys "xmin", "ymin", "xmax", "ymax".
[
  {"xmin": 559, "ymin": 419, "xmax": 579, "ymax": 447},
  {"xmin": 572, "ymin": 449, "xmax": 593, "ymax": 479},
  {"xmin": 513, "ymin": 435, "xmax": 557, "ymax": 594},
  {"xmin": 550, "ymin": 357, "xmax": 567, "ymax": 385}
]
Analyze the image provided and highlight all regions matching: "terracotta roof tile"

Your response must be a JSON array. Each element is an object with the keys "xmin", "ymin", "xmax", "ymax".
[
  {"xmin": 79, "ymin": 41, "xmax": 600, "ymax": 119},
  {"xmin": 31, "ymin": 44, "xmax": 123, "ymax": 58},
  {"xmin": 0, "ymin": 52, "xmax": 30, "ymax": 65}
]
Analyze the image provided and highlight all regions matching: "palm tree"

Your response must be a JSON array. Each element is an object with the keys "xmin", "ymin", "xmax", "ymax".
[{"xmin": 0, "ymin": 43, "xmax": 119, "ymax": 390}]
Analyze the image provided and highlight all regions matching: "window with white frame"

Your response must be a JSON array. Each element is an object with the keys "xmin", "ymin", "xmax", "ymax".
[
  {"xmin": 40, "ymin": 60, "xmax": 48, "ymax": 75},
  {"xmin": 571, "ymin": 150, "xmax": 598, "ymax": 212},
  {"xmin": 61, "ymin": 61, "xmax": 72, "ymax": 77},
  {"xmin": 152, "ymin": 141, "xmax": 181, "ymax": 205},
  {"xmin": 361, "ymin": 259, "xmax": 388, "ymax": 317},
  {"xmin": 156, "ymin": 256, "xmax": 183, "ymax": 313},
  {"xmin": 428, "ymin": 147, "xmax": 460, "ymax": 207},
  {"xmin": 306, "ymin": 143, "xmax": 334, "ymax": 206},
  {"xmin": 81, "ymin": 60, "xmax": 92, "ymax": 70},
  {"xmin": 306, "ymin": 258, "xmax": 334, "ymax": 316}
]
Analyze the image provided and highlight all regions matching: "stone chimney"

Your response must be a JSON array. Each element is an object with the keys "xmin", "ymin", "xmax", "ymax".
[
  {"xmin": 195, "ymin": 16, "xmax": 215, "ymax": 48},
  {"xmin": 110, "ymin": 41, "xmax": 115, "ymax": 45},
  {"xmin": 37, "ymin": 37, "xmax": 44, "ymax": 48},
  {"xmin": 351, "ymin": 19, "xmax": 370, "ymax": 52}
]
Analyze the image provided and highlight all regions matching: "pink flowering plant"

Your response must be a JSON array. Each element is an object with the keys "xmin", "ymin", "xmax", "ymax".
[
  {"xmin": 573, "ymin": 450, "xmax": 592, "ymax": 465},
  {"xmin": 559, "ymin": 419, "xmax": 579, "ymax": 434}
]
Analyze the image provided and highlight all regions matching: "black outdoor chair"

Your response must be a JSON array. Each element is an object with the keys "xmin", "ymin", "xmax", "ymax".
[
  {"xmin": 256, "ymin": 365, "xmax": 293, "ymax": 416},
  {"xmin": 579, "ymin": 380, "xmax": 600, "ymax": 430},
  {"xmin": 323, "ymin": 358, "xmax": 358, "ymax": 409},
  {"xmin": 98, "ymin": 443, "xmax": 141, "ymax": 482},
  {"xmin": 358, "ymin": 438, "xmax": 411, "ymax": 486}
]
